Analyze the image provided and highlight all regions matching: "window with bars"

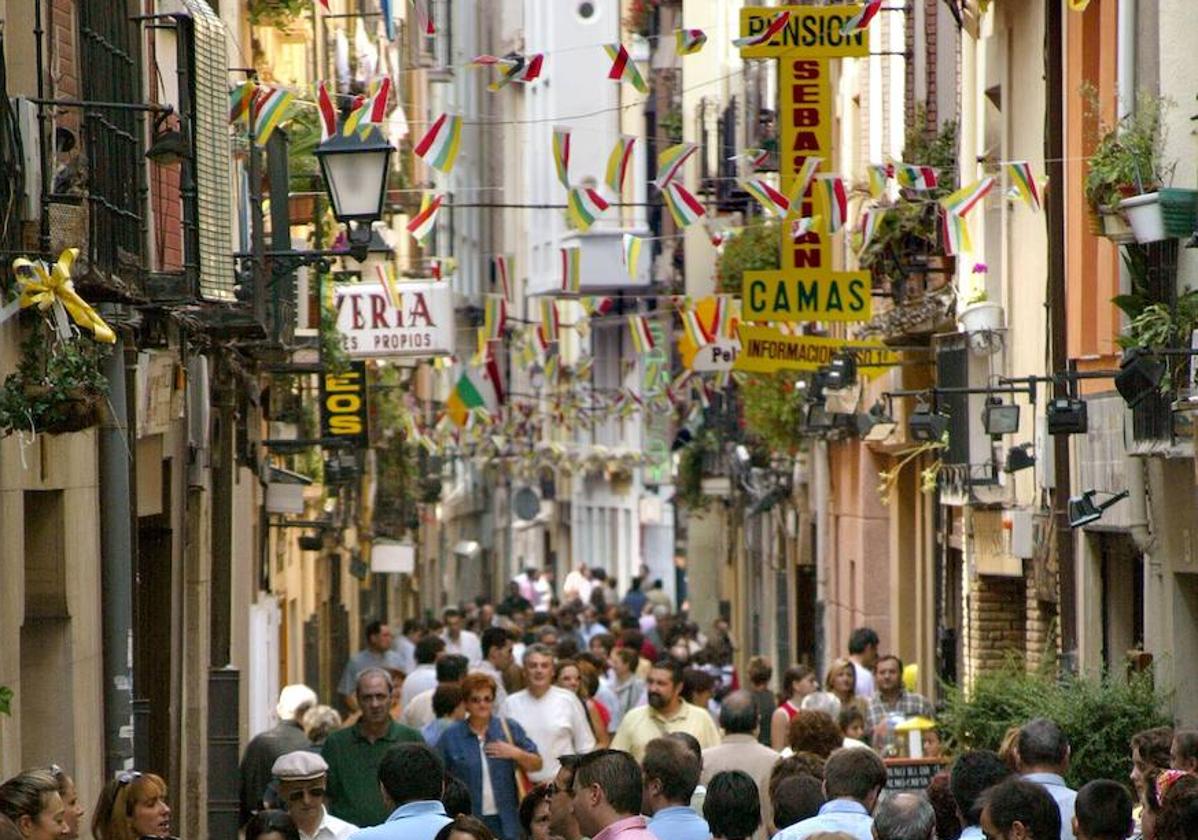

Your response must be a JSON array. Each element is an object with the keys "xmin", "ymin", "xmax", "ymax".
[{"xmin": 78, "ymin": 0, "xmax": 144, "ymax": 278}]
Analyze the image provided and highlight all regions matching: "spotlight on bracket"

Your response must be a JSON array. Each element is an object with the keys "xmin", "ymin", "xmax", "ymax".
[
  {"xmin": 982, "ymin": 397, "xmax": 1021, "ymax": 436},
  {"xmin": 1067, "ymin": 489, "xmax": 1130, "ymax": 528},
  {"xmin": 909, "ymin": 402, "xmax": 949, "ymax": 443},
  {"xmin": 1004, "ymin": 443, "xmax": 1035, "ymax": 473},
  {"xmin": 858, "ymin": 400, "xmax": 897, "ymax": 442},
  {"xmin": 1046, "ymin": 396, "xmax": 1088, "ymax": 435},
  {"xmin": 1115, "ymin": 348, "xmax": 1166, "ymax": 408}
]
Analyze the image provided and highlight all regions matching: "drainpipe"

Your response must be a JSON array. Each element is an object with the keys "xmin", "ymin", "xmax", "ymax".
[
  {"xmin": 1117, "ymin": 0, "xmax": 1137, "ymax": 121},
  {"xmin": 1125, "ymin": 453, "xmax": 1154, "ymax": 555},
  {"xmin": 812, "ymin": 440, "xmax": 830, "ymax": 677}
]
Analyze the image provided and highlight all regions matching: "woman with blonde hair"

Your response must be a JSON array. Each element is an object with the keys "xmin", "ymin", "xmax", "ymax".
[
  {"xmin": 92, "ymin": 772, "xmax": 173, "ymax": 840},
  {"xmin": 824, "ymin": 658, "xmax": 857, "ymax": 709},
  {"xmin": 47, "ymin": 766, "xmax": 84, "ymax": 840},
  {"xmin": 0, "ymin": 769, "xmax": 66, "ymax": 840}
]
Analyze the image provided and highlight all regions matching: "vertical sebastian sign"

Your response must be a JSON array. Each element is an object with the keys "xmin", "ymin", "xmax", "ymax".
[{"xmin": 736, "ymin": 6, "xmax": 873, "ymax": 334}]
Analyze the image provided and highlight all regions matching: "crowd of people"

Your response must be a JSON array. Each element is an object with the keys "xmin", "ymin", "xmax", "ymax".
[{"xmin": 5, "ymin": 564, "xmax": 1198, "ymax": 840}]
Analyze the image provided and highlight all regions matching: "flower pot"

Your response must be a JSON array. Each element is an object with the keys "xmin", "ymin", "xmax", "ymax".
[
  {"xmin": 1120, "ymin": 192, "xmax": 1167, "ymax": 243},
  {"xmin": 288, "ymin": 193, "xmax": 317, "ymax": 223},
  {"xmin": 1099, "ymin": 207, "xmax": 1137, "ymax": 244},
  {"xmin": 958, "ymin": 300, "xmax": 1004, "ymax": 334}
]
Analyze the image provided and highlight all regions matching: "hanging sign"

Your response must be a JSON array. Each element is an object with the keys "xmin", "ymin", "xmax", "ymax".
[
  {"xmin": 334, "ymin": 281, "xmax": 454, "ymax": 358},
  {"xmin": 733, "ymin": 325, "xmax": 898, "ymax": 374},
  {"xmin": 743, "ymin": 270, "xmax": 872, "ymax": 322},
  {"xmin": 320, "ymin": 360, "xmax": 369, "ymax": 446},
  {"xmin": 738, "ymin": 7, "xmax": 872, "ymax": 59}
]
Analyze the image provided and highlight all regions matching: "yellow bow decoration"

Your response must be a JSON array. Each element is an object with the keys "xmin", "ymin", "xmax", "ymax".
[{"xmin": 11, "ymin": 248, "xmax": 115, "ymax": 344}]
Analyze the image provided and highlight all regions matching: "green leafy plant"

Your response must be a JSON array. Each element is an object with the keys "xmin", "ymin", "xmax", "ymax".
[
  {"xmin": 939, "ymin": 659, "xmax": 1170, "ymax": 788},
  {"xmin": 1082, "ymin": 86, "xmax": 1170, "ymax": 214},
  {"xmin": 876, "ymin": 436, "xmax": 946, "ymax": 504},
  {"xmin": 1112, "ymin": 248, "xmax": 1198, "ymax": 391},
  {"xmin": 738, "ymin": 372, "xmax": 810, "ymax": 455},
  {"xmin": 0, "ymin": 322, "xmax": 109, "ymax": 436},
  {"xmin": 0, "ymin": 685, "xmax": 11, "ymax": 716},
  {"xmin": 717, "ymin": 221, "xmax": 780, "ymax": 293},
  {"xmin": 248, "ymin": 0, "xmax": 309, "ymax": 28},
  {"xmin": 319, "ymin": 285, "xmax": 351, "ymax": 376},
  {"xmin": 624, "ymin": 0, "xmax": 662, "ymax": 38},
  {"xmin": 674, "ymin": 429, "xmax": 720, "ymax": 510},
  {"xmin": 660, "ymin": 107, "xmax": 683, "ymax": 145}
]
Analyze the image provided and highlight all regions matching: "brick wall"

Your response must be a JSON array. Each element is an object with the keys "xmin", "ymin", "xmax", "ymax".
[
  {"xmin": 146, "ymin": 17, "xmax": 185, "ymax": 272},
  {"xmin": 967, "ymin": 574, "xmax": 1026, "ymax": 686},
  {"xmin": 50, "ymin": 0, "xmax": 81, "ymax": 178}
]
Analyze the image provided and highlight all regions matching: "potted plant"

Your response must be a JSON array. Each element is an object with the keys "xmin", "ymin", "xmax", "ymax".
[
  {"xmin": 248, "ymin": 0, "xmax": 309, "ymax": 29},
  {"xmin": 958, "ymin": 264, "xmax": 1003, "ymax": 334},
  {"xmin": 0, "ymin": 320, "xmax": 109, "ymax": 436}
]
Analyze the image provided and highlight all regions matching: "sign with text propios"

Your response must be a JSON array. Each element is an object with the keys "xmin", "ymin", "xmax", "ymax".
[
  {"xmin": 743, "ymin": 269, "xmax": 872, "ymax": 322},
  {"xmin": 734, "ymin": 325, "xmax": 898, "ymax": 375},
  {"xmin": 334, "ymin": 281, "xmax": 454, "ymax": 358}
]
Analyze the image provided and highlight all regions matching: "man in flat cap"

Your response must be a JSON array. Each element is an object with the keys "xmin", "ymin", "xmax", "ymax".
[
  {"xmin": 273, "ymin": 750, "xmax": 358, "ymax": 840},
  {"xmin": 241, "ymin": 684, "xmax": 318, "ymax": 825}
]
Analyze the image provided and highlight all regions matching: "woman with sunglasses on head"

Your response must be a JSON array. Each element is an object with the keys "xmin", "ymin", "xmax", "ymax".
[
  {"xmin": 46, "ymin": 767, "xmax": 83, "ymax": 840},
  {"xmin": 439, "ymin": 673, "xmax": 542, "ymax": 840},
  {"xmin": 92, "ymin": 772, "xmax": 173, "ymax": 840},
  {"xmin": 0, "ymin": 769, "xmax": 67, "ymax": 840}
]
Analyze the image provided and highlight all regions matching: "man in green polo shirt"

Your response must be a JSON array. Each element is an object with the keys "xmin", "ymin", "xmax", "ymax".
[{"xmin": 324, "ymin": 667, "xmax": 423, "ymax": 827}]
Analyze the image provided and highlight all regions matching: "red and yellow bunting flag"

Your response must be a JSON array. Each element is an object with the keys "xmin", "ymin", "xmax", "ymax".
[
  {"xmin": 604, "ymin": 43, "xmax": 649, "ymax": 94},
  {"xmin": 866, "ymin": 163, "xmax": 893, "ymax": 198},
  {"xmin": 539, "ymin": 298, "xmax": 559, "ymax": 342},
  {"xmin": 375, "ymin": 262, "xmax": 402, "ymax": 309},
  {"xmin": 675, "ymin": 28, "xmax": 707, "ymax": 56},
  {"xmin": 1005, "ymin": 162, "xmax": 1040, "ymax": 211},
  {"xmin": 552, "ymin": 126, "xmax": 571, "ymax": 189},
  {"xmin": 494, "ymin": 255, "xmax": 512, "ymax": 301},
  {"xmin": 843, "ymin": 0, "xmax": 883, "ymax": 34},
  {"xmin": 732, "ymin": 10, "xmax": 790, "ymax": 47},
  {"xmin": 662, "ymin": 182, "xmax": 704, "ymax": 227},
  {"xmin": 605, "ymin": 135, "xmax": 636, "ymax": 194},
  {"xmin": 560, "ymin": 248, "xmax": 582, "ymax": 292},
  {"xmin": 815, "ymin": 175, "xmax": 848, "ymax": 233},
  {"xmin": 895, "ymin": 162, "xmax": 939, "ymax": 191},
  {"xmin": 622, "ymin": 234, "xmax": 644, "ymax": 278},
  {"xmin": 742, "ymin": 178, "xmax": 790, "ymax": 217},
  {"xmin": 941, "ymin": 176, "xmax": 995, "ymax": 219},
  {"xmin": 627, "ymin": 314, "xmax": 655, "ymax": 354},
  {"xmin": 406, "ymin": 193, "xmax": 443, "ymax": 243},
  {"xmin": 229, "ymin": 81, "xmax": 256, "ymax": 124},
  {"xmin": 655, "ymin": 142, "xmax": 698, "ymax": 189},
  {"xmin": 252, "ymin": 85, "xmax": 294, "ymax": 146},
  {"xmin": 414, "ymin": 112, "xmax": 463, "ymax": 173},
  {"xmin": 484, "ymin": 295, "xmax": 506, "ymax": 340},
  {"xmin": 786, "ymin": 156, "xmax": 823, "ymax": 207},
  {"xmin": 566, "ymin": 187, "xmax": 610, "ymax": 232}
]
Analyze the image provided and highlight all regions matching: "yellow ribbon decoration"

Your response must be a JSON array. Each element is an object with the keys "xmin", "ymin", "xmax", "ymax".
[{"xmin": 11, "ymin": 248, "xmax": 115, "ymax": 343}]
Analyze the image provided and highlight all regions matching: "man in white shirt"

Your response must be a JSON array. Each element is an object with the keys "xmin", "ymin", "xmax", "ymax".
[
  {"xmin": 471, "ymin": 626, "xmax": 514, "ymax": 712},
  {"xmin": 441, "ymin": 608, "xmax": 483, "ymax": 666},
  {"xmin": 847, "ymin": 627, "xmax": 879, "ymax": 699},
  {"xmin": 401, "ymin": 654, "xmax": 468, "ymax": 729},
  {"xmin": 562, "ymin": 564, "xmax": 593, "ymax": 606},
  {"xmin": 273, "ymin": 750, "xmax": 357, "ymax": 840},
  {"xmin": 391, "ymin": 619, "xmax": 424, "ymax": 675},
  {"xmin": 533, "ymin": 565, "xmax": 553, "ymax": 612},
  {"xmin": 505, "ymin": 643, "xmax": 597, "ymax": 783},
  {"xmin": 399, "ymin": 635, "xmax": 445, "ymax": 710}
]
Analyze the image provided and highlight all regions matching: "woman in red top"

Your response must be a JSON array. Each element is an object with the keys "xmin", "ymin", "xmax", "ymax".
[{"xmin": 770, "ymin": 665, "xmax": 818, "ymax": 750}]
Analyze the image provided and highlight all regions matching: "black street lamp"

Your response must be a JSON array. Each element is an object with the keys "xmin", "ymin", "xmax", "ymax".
[{"xmin": 314, "ymin": 129, "xmax": 395, "ymax": 252}]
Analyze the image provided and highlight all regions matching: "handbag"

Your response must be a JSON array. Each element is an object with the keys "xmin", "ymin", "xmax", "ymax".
[{"xmin": 499, "ymin": 716, "xmax": 534, "ymax": 802}]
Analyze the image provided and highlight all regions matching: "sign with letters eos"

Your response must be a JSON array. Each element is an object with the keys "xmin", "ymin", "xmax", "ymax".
[
  {"xmin": 334, "ymin": 281, "xmax": 453, "ymax": 358},
  {"xmin": 320, "ymin": 361, "xmax": 368, "ymax": 446}
]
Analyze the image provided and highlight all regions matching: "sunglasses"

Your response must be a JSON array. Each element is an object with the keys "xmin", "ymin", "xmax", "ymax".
[
  {"xmin": 116, "ymin": 771, "xmax": 143, "ymax": 786},
  {"xmin": 286, "ymin": 787, "xmax": 326, "ymax": 803},
  {"xmin": 467, "ymin": 696, "xmax": 494, "ymax": 704},
  {"xmin": 48, "ymin": 765, "xmax": 65, "ymax": 780}
]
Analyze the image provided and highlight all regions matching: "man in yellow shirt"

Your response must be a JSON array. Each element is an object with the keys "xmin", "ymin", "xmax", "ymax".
[{"xmin": 611, "ymin": 659, "xmax": 721, "ymax": 761}]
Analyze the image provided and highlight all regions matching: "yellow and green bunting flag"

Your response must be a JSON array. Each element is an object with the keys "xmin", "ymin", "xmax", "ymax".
[
  {"xmin": 675, "ymin": 28, "xmax": 707, "ymax": 56},
  {"xmin": 655, "ymin": 142, "xmax": 698, "ymax": 189},
  {"xmin": 742, "ymin": 178, "xmax": 790, "ymax": 217},
  {"xmin": 605, "ymin": 43, "xmax": 649, "ymax": 94},
  {"xmin": 560, "ymin": 248, "xmax": 582, "ymax": 293},
  {"xmin": 662, "ymin": 182, "xmax": 704, "ymax": 227},
  {"xmin": 1005, "ymin": 162, "xmax": 1040, "ymax": 211},
  {"xmin": 406, "ymin": 192, "xmax": 443, "ymax": 243},
  {"xmin": 628, "ymin": 314, "xmax": 655, "ymax": 354},
  {"xmin": 484, "ymin": 295, "xmax": 506, "ymax": 340},
  {"xmin": 252, "ymin": 85, "xmax": 295, "ymax": 146},
  {"xmin": 622, "ymin": 234, "xmax": 644, "ymax": 278}
]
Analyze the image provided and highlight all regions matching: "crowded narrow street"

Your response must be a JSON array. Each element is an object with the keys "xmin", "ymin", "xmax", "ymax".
[{"xmin": 1, "ymin": 1, "xmax": 1197, "ymax": 840}]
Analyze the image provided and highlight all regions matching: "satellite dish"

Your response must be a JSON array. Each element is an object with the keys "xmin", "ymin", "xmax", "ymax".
[{"xmin": 513, "ymin": 487, "xmax": 541, "ymax": 521}]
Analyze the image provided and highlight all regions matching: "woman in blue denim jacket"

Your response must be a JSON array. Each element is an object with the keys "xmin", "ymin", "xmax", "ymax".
[{"xmin": 439, "ymin": 673, "xmax": 542, "ymax": 840}]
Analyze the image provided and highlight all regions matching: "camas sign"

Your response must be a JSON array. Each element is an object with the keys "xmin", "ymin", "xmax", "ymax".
[{"xmin": 333, "ymin": 281, "xmax": 454, "ymax": 358}]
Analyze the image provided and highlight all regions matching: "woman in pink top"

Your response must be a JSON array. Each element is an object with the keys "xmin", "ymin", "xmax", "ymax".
[{"xmin": 770, "ymin": 665, "xmax": 818, "ymax": 750}]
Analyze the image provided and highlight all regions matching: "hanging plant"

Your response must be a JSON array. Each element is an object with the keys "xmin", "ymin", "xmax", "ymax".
[
  {"xmin": 248, "ymin": 0, "xmax": 309, "ymax": 29},
  {"xmin": 0, "ymin": 321, "xmax": 109, "ymax": 436},
  {"xmin": 319, "ymin": 283, "xmax": 351, "ymax": 376},
  {"xmin": 876, "ymin": 437, "xmax": 947, "ymax": 505}
]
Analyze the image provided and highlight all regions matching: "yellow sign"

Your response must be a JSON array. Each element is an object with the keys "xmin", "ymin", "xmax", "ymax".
[
  {"xmin": 780, "ymin": 57, "xmax": 834, "ymax": 277},
  {"xmin": 734, "ymin": 325, "xmax": 898, "ymax": 374},
  {"xmin": 739, "ymin": 7, "xmax": 872, "ymax": 58},
  {"xmin": 743, "ymin": 270, "xmax": 871, "ymax": 322}
]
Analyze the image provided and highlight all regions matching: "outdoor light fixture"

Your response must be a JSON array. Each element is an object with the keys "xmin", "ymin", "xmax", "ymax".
[
  {"xmin": 1115, "ymin": 348, "xmax": 1166, "ymax": 408},
  {"xmin": 1067, "ymin": 489, "xmax": 1130, "ymax": 528},
  {"xmin": 314, "ymin": 127, "xmax": 396, "ymax": 240},
  {"xmin": 1004, "ymin": 443, "xmax": 1035, "ymax": 473},
  {"xmin": 733, "ymin": 444, "xmax": 752, "ymax": 469},
  {"xmin": 824, "ymin": 353, "xmax": 858, "ymax": 390},
  {"xmin": 1046, "ymin": 396, "xmax": 1088, "ymax": 435},
  {"xmin": 859, "ymin": 400, "xmax": 898, "ymax": 442},
  {"xmin": 804, "ymin": 402, "xmax": 833, "ymax": 432},
  {"xmin": 908, "ymin": 403, "xmax": 949, "ymax": 442},
  {"xmin": 982, "ymin": 397, "xmax": 1021, "ymax": 436}
]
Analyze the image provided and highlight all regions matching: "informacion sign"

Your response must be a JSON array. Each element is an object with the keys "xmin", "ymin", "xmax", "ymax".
[
  {"xmin": 743, "ymin": 269, "xmax": 872, "ymax": 322},
  {"xmin": 334, "ymin": 281, "xmax": 454, "ymax": 358},
  {"xmin": 738, "ymin": 7, "xmax": 872, "ymax": 59},
  {"xmin": 320, "ymin": 360, "xmax": 368, "ymax": 446},
  {"xmin": 734, "ymin": 325, "xmax": 898, "ymax": 374}
]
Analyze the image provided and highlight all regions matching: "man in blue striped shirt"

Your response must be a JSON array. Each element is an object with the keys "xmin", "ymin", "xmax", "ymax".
[{"xmin": 643, "ymin": 737, "xmax": 710, "ymax": 840}]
